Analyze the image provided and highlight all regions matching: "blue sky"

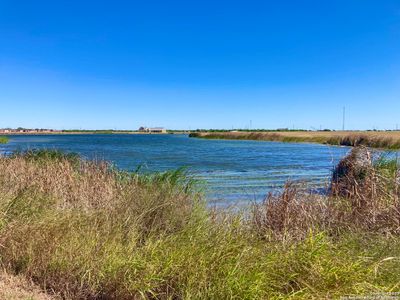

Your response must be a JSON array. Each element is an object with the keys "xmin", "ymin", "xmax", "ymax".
[{"xmin": 0, "ymin": 1, "xmax": 399, "ymax": 130}]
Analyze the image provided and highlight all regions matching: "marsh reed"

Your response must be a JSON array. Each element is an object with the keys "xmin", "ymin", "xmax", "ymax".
[
  {"xmin": 190, "ymin": 131, "xmax": 400, "ymax": 149},
  {"xmin": 0, "ymin": 149, "xmax": 400, "ymax": 299}
]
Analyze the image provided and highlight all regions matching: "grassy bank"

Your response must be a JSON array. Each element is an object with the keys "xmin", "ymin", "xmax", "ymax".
[
  {"xmin": 0, "ymin": 136, "xmax": 9, "ymax": 144},
  {"xmin": 189, "ymin": 131, "xmax": 400, "ymax": 149},
  {"xmin": 0, "ymin": 150, "xmax": 400, "ymax": 299}
]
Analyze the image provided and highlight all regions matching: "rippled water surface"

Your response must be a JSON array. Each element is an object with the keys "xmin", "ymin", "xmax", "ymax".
[{"xmin": 1, "ymin": 134, "xmax": 349, "ymax": 204}]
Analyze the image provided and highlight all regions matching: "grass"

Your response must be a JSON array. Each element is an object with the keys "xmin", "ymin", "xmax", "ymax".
[
  {"xmin": 0, "ymin": 136, "xmax": 9, "ymax": 144},
  {"xmin": 189, "ymin": 131, "xmax": 400, "ymax": 149},
  {"xmin": 0, "ymin": 149, "xmax": 400, "ymax": 299},
  {"xmin": 0, "ymin": 270, "xmax": 58, "ymax": 300}
]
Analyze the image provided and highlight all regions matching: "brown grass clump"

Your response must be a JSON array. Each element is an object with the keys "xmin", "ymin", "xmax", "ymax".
[
  {"xmin": 0, "ymin": 150, "xmax": 200, "ymax": 298},
  {"xmin": 0, "ymin": 270, "xmax": 59, "ymax": 300},
  {"xmin": 252, "ymin": 147, "xmax": 400, "ymax": 240},
  {"xmin": 251, "ymin": 182, "xmax": 329, "ymax": 240},
  {"xmin": 0, "ymin": 150, "xmax": 196, "ymax": 232}
]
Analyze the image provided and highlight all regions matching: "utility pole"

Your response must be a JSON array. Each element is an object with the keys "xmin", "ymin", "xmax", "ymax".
[
  {"xmin": 250, "ymin": 120, "xmax": 252, "ymax": 130},
  {"xmin": 342, "ymin": 106, "xmax": 346, "ymax": 131}
]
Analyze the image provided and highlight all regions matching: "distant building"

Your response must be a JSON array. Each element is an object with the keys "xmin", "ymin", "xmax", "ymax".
[
  {"xmin": 138, "ymin": 127, "xmax": 167, "ymax": 133},
  {"xmin": 0, "ymin": 128, "xmax": 62, "ymax": 134}
]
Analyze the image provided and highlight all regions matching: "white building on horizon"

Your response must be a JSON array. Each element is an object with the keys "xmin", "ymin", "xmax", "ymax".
[{"xmin": 138, "ymin": 127, "xmax": 167, "ymax": 133}]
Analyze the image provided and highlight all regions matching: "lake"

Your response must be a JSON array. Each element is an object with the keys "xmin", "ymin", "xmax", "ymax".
[{"xmin": 0, "ymin": 134, "xmax": 349, "ymax": 205}]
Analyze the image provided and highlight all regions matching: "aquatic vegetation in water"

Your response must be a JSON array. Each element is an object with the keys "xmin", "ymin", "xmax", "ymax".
[{"xmin": 0, "ymin": 136, "xmax": 9, "ymax": 144}]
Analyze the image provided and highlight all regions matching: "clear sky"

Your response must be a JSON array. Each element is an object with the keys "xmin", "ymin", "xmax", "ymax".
[{"xmin": 0, "ymin": 1, "xmax": 399, "ymax": 130}]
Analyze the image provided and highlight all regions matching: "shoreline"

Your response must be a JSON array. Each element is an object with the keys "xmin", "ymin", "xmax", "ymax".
[
  {"xmin": 189, "ymin": 131, "xmax": 400, "ymax": 149},
  {"xmin": 0, "ymin": 131, "xmax": 186, "ymax": 135}
]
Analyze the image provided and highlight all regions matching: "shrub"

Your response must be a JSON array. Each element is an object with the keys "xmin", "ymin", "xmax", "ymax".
[{"xmin": 0, "ymin": 136, "xmax": 9, "ymax": 144}]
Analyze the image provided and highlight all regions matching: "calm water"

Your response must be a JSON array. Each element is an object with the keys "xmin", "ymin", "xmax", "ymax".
[{"xmin": 0, "ymin": 134, "xmax": 349, "ymax": 204}]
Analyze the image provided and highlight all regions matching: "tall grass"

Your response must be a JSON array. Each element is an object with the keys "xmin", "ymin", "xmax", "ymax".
[
  {"xmin": 0, "ymin": 136, "xmax": 9, "ymax": 144},
  {"xmin": 0, "ymin": 149, "xmax": 400, "ymax": 299},
  {"xmin": 189, "ymin": 131, "xmax": 400, "ymax": 149}
]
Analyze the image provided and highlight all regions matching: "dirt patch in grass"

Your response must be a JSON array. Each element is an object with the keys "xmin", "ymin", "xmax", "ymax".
[{"xmin": 0, "ymin": 270, "xmax": 59, "ymax": 300}]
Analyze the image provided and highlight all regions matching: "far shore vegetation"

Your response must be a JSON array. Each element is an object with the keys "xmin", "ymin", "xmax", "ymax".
[
  {"xmin": 190, "ymin": 130, "xmax": 400, "ymax": 149},
  {"xmin": 0, "ymin": 136, "xmax": 9, "ymax": 144},
  {"xmin": 1, "ymin": 128, "xmax": 180, "ymax": 135},
  {"xmin": 0, "ymin": 148, "xmax": 400, "ymax": 298}
]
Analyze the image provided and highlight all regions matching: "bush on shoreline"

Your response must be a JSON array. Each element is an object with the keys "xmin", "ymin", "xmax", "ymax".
[
  {"xmin": 0, "ymin": 149, "xmax": 399, "ymax": 299},
  {"xmin": 0, "ymin": 136, "xmax": 8, "ymax": 144}
]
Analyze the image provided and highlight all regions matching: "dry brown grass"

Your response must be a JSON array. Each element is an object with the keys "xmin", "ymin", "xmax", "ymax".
[
  {"xmin": 1, "ymin": 149, "xmax": 400, "ymax": 299},
  {"xmin": 251, "ymin": 147, "xmax": 400, "ymax": 240},
  {"xmin": 0, "ymin": 270, "xmax": 59, "ymax": 300},
  {"xmin": 190, "ymin": 131, "xmax": 400, "ymax": 149},
  {"xmin": 0, "ymin": 150, "xmax": 195, "ymax": 229},
  {"xmin": 0, "ymin": 150, "xmax": 201, "ymax": 299}
]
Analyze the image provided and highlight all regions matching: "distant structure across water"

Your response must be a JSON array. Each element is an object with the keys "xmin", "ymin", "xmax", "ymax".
[
  {"xmin": 138, "ymin": 127, "xmax": 167, "ymax": 133},
  {"xmin": 0, "ymin": 128, "xmax": 62, "ymax": 134}
]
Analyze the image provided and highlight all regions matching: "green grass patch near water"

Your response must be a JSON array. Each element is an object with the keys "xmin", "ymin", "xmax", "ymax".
[
  {"xmin": 0, "ymin": 136, "xmax": 9, "ymax": 144},
  {"xmin": 0, "ymin": 150, "xmax": 400, "ymax": 299}
]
